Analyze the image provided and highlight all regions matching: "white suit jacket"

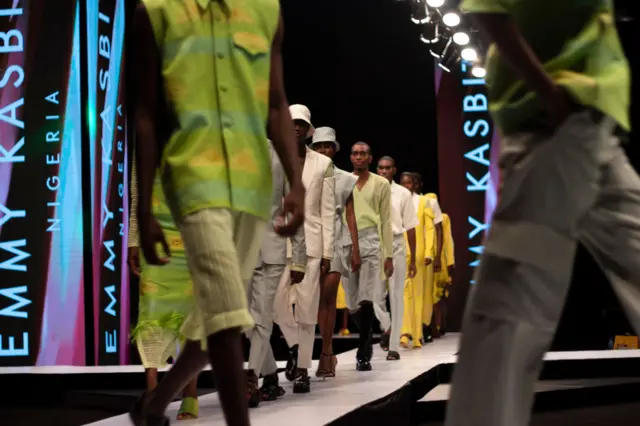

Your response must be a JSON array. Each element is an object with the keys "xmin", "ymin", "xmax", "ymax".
[{"xmin": 301, "ymin": 147, "xmax": 335, "ymax": 260}]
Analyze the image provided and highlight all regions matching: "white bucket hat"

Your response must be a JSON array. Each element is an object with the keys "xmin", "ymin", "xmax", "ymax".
[
  {"xmin": 310, "ymin": 127, "xmax": 340, "ymax": 152},
  {"xmin": 289, "ymin": 104, "xmax": 314, "ymax": 137}
]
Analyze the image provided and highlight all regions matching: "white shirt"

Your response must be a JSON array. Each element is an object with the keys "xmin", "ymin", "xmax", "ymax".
[{"xmin": 390, "ymin": 182, "xmax": 419, "ymax": 235}]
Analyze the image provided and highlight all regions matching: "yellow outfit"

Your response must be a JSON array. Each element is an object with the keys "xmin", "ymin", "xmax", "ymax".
[
  {"xmin": 401, "ymin": 194, "xmax": 434, "ymax": 347},
  {"xmin": 421, "ymin": 196, "xmax": 436, "ymax": 326},
  {"xmin": 433, "ymin": 214, "xmax": 454, "ymax": 304},
  {"xmin": 336, "ymin": 280, "xmax": 347, "ymax": 310}
]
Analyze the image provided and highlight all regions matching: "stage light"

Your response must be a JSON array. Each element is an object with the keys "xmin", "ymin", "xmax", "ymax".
[
  {"xmin": 461, "ymin": 47, "xmax": 478, "ymax": 62},
  {"xmin": 452, "ymin": 31, "xmax": 470, "ymax": 45},
  {"xmin": 420, "ymin": 22, "xmax": 438, "ymax": 44},
  {"xmin": 411, "ymin": 0, "xmax": 429, "ymax": 24},
  {"xmin": 426, "ymin": 0, "xmax": 445, "ymax": 7},
  {"xmin": 472, "ymin": 66, "xmax": 487, "ymax": 78},
  {"xmin": 429, "ymin": 36, "xmax": 452, "ymax": 59},
  {"xmin": 442, "ymin": 12, "xmax": 461, "ymax": 27}
]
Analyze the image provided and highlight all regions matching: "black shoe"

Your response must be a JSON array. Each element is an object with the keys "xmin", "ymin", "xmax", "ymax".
[
  {"xmin": 285, "ymin": 344, "xmax": 299, "ymax": 382},
  {"xmin": 380, "ymin": 332, "xmax": 390, "ymax": 352},
  {"xmin": 356, "ymin": 357, "xmax": 372, "ymax": 371},
  {"xmin": 292, "ymin": 369, "xmax": 310, "ymax": 394},
  {"xmin": 259, "ymin": 373, "xmax": 285, "ymax": 401},
  {"xmin": 246, "ymin": 370, "xmax": 261, "ymax": 408},
  {"xmin": 387, "ymin": 350, "xmax": 400, "ymax": 361},
  {"xmin": 423, "ymin": 325, "xmax": 433, "ymax": 344},
  {"xmin": 129, "ymin": 392, "xmax": 170, "ymax": 426}
]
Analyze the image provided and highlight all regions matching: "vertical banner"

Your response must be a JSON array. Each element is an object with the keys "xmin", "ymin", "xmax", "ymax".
[
  {"xmin": 86, "ymin": 0, "xmax": 129, "ymax": 365},
  {"xmin": 0, "ymin": 0, "xmax": 85, "ymax": 366},
  {"xmin": 435, "ymin": 62, "xmax": 497, "ymax": 331}
]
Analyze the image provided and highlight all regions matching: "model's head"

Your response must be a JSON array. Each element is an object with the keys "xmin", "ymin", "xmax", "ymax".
[
  {"xmin": 376, "ymin": 156, "xmax": 396, "ymax": 182},
  {"xmin": 350, "ymin": 142, "xmax": 372, "ymax": 170},
  {"xmin": 400, "ymin": 172, "xmax": 415, "ymax": 192},
  {"xmin": 310, "ymin": 127, "xmax": 340, "ymax": 160},
  {"xmin": 289, "ymin": 104, "xmax": 314, "ymax": 145},
  {"xmin": 412, "ymin": 172, "xmax": 423, "ymax": 193}
]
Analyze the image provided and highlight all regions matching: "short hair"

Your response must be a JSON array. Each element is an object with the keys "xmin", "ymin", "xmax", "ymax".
[
  {"xmin": 352, "ymin": 141, "xmax": 371, "ymax": 154},
  {"xmin": 412, "ymin": 172, "xmax": 423, "ymax": 184},
  {"xmin": 378, "ymin": 156, "xmax": 395, "ymax": 167},
  {"xmin": 400, "ymin": 172, "xmax": 415, "ymax": 183}
]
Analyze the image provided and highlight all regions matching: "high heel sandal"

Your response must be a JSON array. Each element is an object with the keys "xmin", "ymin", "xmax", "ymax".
[{"xmin": 315, "ymin": 353, "xmax": 337, "ymax": 378}]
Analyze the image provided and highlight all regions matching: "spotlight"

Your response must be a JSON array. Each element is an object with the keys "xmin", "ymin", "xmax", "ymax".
[
  {"xmin": 472, "ymin": 66, "xmax": 487, "ymax": 78},
  {"xmin": 442, "ymin": 12, "xmax": 461, "ymax": 27},
  {"xmin": 426, "ymin": 0, "xmax": 445, "ymax": 7},
  {"xmin": 461, "ymin": 47, "xmax": 478, "ymax": 62},
  {"xmin": 411, "ymin": 0, "xmax": 429, "ymax": 24},
  {"xmin": 429, "ymin": 36, "xmax": 452, "ymax": 59},
  {"xmin": 420, "ymin": 22, "xmax": 438, "ymax": 44},
  {"xmin": 452, "ymin": 31, "xmax": 470, "ymax": 45}
]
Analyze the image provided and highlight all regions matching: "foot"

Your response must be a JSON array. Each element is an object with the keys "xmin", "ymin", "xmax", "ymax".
[
  {"xmin": 246, "ymin": 370, "xmax": 261, "ymax": 408},
  {"xmin": 400, "ymin": 334, "xmax": 411, "ymax": 349},
  {"xmin": 339, "ymin": 328, "xmax": 351, "ymax": 336},
  {"xmin": 285, "ymin": 344, "xmax": 299, "ymax": 382},
  {"xmin": 259, "ymin": 373, "xmax": 285, "ymax": 402},
  {"xmin": 129, "ymin": 392, "xmax": 170, "ymax": 426},
  {"xmin": 292, "ymin": 369, "xmax": 310, "ymax": 394},
  {"xmin": 356, "ymin": 357, "xmax": 372, "ymax": 371},
  {"xmin": 386, "ymin": 350, "xmax": 400, "ymax": 361},
  {"xmin": 176, "ymin": 396, "xmax": 198, "ymax": 420},
  {"xmin": 423, "ymin": 325, "xmax": 433, "ymax": 343},
  {"xmin": 315, "ymin": 353, "xmax": 331, "ymax": 378},
  {"xmin": 380, "ymin": 332, "xmax": 390, "ymax": 352}
]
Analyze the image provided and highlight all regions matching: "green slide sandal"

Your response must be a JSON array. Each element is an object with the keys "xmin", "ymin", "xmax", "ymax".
[{"xmin": 177, "ymin": 397, "xmax": 199, "ymax": 421}]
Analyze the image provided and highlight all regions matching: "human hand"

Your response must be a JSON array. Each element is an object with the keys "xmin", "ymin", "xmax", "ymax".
[
  {"xmin": 408, "ymin": 259, "xmax": 417, "ymax": 279},
  {"xmin": 433, "ymin": 256, "xmax": 442, "ymax": 273},
  {"xmin": 384, "ymin": 258, "xmax": 394, "ymax": 278},
  {"xmin": 350, "ymin": 249, "xmax": 361, "ymax": 273},
  {"xmin": 424, "ymin": 257, "xmax": 432, "ymax": 266},
  {"xmin": 321, "ymin": 258, "xmax": 331, "ymax": 275},
  {"xmin": 138, "ymin": 214, "xmax": 170, "ymax": 266},
  {"xmin": 275, "ymin": 184, "xmax": 305, "ymax": 237},
  {"xmin": 290, "ymin": 270, "xmax": 305, "ymax": 284},
  {"xmin": 128, "ymin": 247, "xmax": 141, "ymax": 276}
]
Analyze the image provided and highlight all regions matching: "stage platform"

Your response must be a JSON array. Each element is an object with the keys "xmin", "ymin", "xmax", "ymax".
[{"xmin": 67, "ymin": 334, "xmax": 640, "ymax": 426}]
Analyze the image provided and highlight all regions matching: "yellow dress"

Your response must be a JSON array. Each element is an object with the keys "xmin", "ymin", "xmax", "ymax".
[
  {"xmin": 336, "ymin": 280, "xmax": 348, "ymax": 310},
  {"xmin": 421, "ymin": 197, "xmax": 436, "ymax": 327},
  {"xmin": 401, "ymin": 195, "xmax": 433, "ymax": 346},
  {"xmin": 433, "ymin": 214, "xmax": 454, "ymax": 304}
]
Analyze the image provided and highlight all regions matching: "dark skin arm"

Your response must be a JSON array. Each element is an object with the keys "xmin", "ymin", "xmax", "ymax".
[
  {"xmin": 268, "ymin": 15, "xmax": 305, "ymax": 236},
  {"xmin": 406, "ymin": 228, "xmax": 417, "ymax": 278},
  {"xmin": 469, "ymin": 13, "xmax": 575, "ymax": 125},
  {"xmin": 132, "ymin": 4, "xmax": 169, "ymax": 265},
  {"xmin": 344, "ymin": 193, "xmax": 361, "ymax": 272},
  {"xmin": 433, "ymin": 223, "xmax": 443, "ymax": 273}
]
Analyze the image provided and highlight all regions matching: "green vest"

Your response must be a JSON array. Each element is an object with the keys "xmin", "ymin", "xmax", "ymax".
[{"xmin": 142, "ymin": 0, "xmax": 280, "ymax": 220}]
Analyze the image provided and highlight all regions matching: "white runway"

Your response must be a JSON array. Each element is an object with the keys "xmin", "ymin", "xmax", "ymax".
[{"xmin": 4, "ymin": 334, "xmax": 638, "ymax": 426}]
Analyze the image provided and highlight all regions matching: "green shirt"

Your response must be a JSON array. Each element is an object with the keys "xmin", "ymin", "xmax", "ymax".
[
  {"xmin": 349, "ymin": 173, "xmax": 393, "ymax": 260},
  {"xmin": 460, "ymin": 0, "xmax": 630, "ymax": 135},
  {"xmin": 143, "ymin": 0, "xmax": 280, "ymax": 220}
]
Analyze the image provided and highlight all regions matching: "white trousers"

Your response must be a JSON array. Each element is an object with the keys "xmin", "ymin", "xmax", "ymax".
[
  {"xmin": 374, "ymin": 235, "xmax": 406, "ymax": 352},
  {"xmin": 273, "ymin": 257, "xmax": 322, "ymax": 369},
  {"xmin": 446, "ymin": 111, "xmax": 640, "ymax": 426},
  {"xmin": 245, "ymin": 262, "xmax": 284, "ymax": 376}
]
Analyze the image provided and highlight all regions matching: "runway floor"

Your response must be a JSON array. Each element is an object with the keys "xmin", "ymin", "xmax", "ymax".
[{"xmin": 83, "ymin": 334, "xmax": 640, "ymax": 425}]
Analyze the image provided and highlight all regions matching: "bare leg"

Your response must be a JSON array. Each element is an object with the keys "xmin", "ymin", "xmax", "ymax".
[
  {"xmin": 145, "ymin": 368, "xmax": 158, "ymax": 391},
  {"xmin": 145, "ymin": 340, "xmax": 209, "ymax": 417},
  {"xmin": 206, "ymin": 328, "xmax": 251, "ymax": 426},
  {"xmin": 342, "ymin": 310, "xmax": 349, "ymax": 330},
  {"xmin": 319, "ymin": 272, "xmax": 341, "ymax": 355},
  {"xmin": 182, "ymin": 377, "xmax": 198, "ymax": 399}
]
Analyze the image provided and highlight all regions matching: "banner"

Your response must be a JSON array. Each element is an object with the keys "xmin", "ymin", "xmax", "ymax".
[
  {"xmin": 0, "ymin": 0, "xmax": 85, "ymax": 366},
  {"xmin": 86, "ymin": 0, "xmax": 129, "ymax": 365},
  {"xmin": 435, "ymin": 62, "xmax": 498, "ymax": 331}
]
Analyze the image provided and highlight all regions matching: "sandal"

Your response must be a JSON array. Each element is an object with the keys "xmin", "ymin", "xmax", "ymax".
[
  {"xmin": 327, "ymin": 354, "xmax": 338, "ymax": 378},
  {"xmin": 315, "ymin": 353, "xmax": 331, "ymax": 378},
  {"xmin": 176, "ymin": 396, "xmax": 199, "ymax": 420},
  {"xmin": 400, "ymin": 334, "xmax": 411, "ymax": 349},
  {"xmin": 129, "ymin": 392, "xmax": 170, "ymax": 426}
]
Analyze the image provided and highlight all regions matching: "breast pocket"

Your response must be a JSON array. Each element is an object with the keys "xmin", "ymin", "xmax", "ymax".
[{"xmin": 232, "ymin": 31, "xmax": 270, "ymax": 60}]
